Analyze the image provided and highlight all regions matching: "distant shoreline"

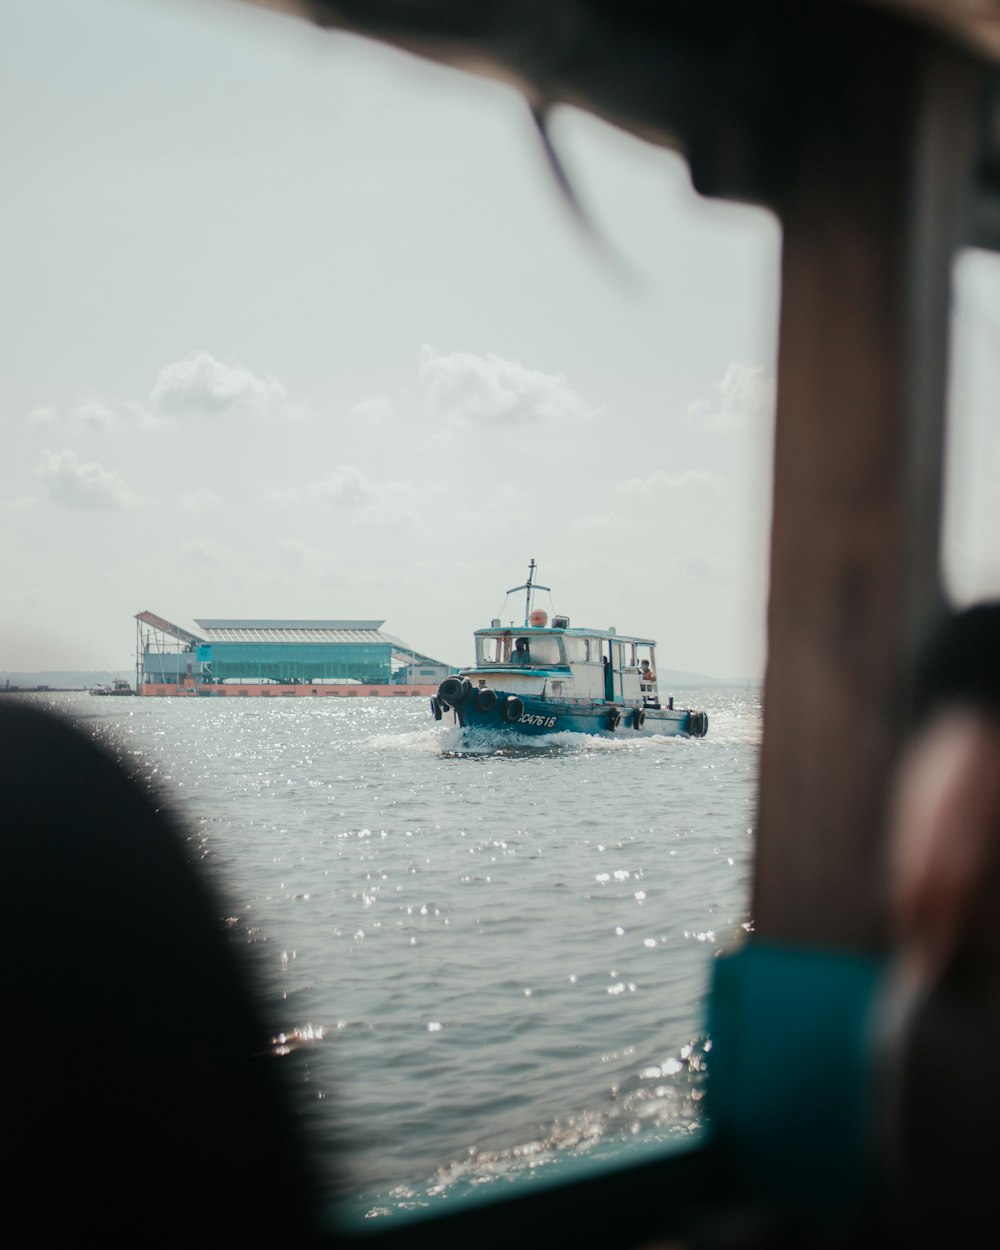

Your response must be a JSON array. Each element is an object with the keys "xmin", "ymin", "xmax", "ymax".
[
  {"xmin": 1, "ymin": 671, "xmax": 134, "ymax": 693},
  {"xmin": 0, "ymin": 686, "xmax": 87, "ymax": 694}
]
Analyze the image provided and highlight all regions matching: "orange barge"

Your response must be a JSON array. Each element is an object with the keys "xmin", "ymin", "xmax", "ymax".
[{"xmin": 142, "ymin": 682, "xmax": 439, "ymax": 698}]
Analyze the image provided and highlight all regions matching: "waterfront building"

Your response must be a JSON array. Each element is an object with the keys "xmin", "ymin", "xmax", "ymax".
[{"xmin": 135, "ymin": 611, "xmax": 451, "ymax": 696}]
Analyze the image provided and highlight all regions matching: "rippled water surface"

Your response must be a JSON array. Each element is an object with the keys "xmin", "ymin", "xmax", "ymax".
[{"xmin": 53, "ymin": 688, "xmax": 760, "ymax": 1219}]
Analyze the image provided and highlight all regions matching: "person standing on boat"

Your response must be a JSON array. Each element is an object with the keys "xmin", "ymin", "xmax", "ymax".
[
  {"xmin": 513, "ymin": 637, "xmax": 530, "ymax": 665},
  {"xmin": 640, "ymin": 659, "xmax": 655, "ymax": 684}
]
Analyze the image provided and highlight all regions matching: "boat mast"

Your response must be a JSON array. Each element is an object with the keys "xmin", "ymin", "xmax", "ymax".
[{"xmin": 507, "ymin": 558, "xmax": 550, "ymax": 626}]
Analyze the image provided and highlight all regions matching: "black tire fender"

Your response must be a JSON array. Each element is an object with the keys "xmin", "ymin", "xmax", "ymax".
[
  {"xmin": 608, "ymin": 707, "xmax": 622, "ymax": 731},
  {"xmin": 633, "ymin": 708, "xmax": 645, "ymax": 730},
  {"xmin": 501, "ymin": 696, "xmax": 524, "ymax": 723},
  {"xmin": 474, "ymin": 688, "xmax": 498, "ymax": 712},
  {"xmin": 438, "ymin": 676, "xmax": 472, "ymax": 707}
]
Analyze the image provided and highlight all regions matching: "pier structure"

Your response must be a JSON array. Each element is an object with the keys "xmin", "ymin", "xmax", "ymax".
[{"xmin": 135, "ymin": 611, "xmax": 451, "ymax": 697}]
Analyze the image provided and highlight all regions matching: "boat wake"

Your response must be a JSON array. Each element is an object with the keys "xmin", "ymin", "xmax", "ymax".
[{"xmin": 367, "ymin": 724, "xmax": 707, "ymax": 756}]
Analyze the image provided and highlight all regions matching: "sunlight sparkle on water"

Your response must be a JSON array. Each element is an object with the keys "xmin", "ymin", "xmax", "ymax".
[{"xmin": 72, "ymin": 687, "xmax": 759, "ymax": 1212}]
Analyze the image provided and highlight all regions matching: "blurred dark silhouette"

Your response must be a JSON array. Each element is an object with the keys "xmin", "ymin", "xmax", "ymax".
[
  {"xmin": 0, "ymin": 700, "xmax": 324, "ymax": 1242},
  {"xmin": 884, "ymin": 602, "xmax": 1000, "ymax": 1247}
]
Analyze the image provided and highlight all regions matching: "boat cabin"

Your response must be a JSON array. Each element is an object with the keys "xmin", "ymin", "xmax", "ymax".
[{"xmin": 472, "ymin": 626, "xmax": 660, "ymax": 704}]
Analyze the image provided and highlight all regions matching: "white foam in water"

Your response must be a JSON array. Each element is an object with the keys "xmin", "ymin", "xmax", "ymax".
[{"xmin": 370, "ymin": 724, "xmax": 706, "ymax": 756}]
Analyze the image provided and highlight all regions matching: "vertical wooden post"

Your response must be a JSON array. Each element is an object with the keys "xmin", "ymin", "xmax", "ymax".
[{"xmin": 753, "ymin": 12, "xmax": 982, "ymax": 950}]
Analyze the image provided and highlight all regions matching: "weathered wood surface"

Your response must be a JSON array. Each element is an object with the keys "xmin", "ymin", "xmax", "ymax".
[
  {"xmin": 755, "ymin": 12, "xmax": 983, "ymax": 949},
  {"xmin": 876, "ymin": 0, "xmax": 1000, "ymax": 59},
  {"xmin": 251, "ymin": 2, "xmax": 1000, "ymax": 88}
]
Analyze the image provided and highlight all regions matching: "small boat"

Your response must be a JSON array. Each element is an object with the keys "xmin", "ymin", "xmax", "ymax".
[
  {"xmin": 431, "ymin": 561, "xmax": 708, "ymax": 739},
  {"xmin": 90, "ymin": 678, "xmax": 136, "ymax": 697}
]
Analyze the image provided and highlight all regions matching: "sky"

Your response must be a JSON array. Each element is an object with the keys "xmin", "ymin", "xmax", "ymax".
[{"xmin": 2, "ymin": 0, "xmax": 998, "ymax": 680}]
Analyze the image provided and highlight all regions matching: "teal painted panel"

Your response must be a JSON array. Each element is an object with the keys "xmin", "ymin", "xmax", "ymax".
[
  {"xmin": 706, "ymin": 942, "xmax": 885, "ymax": 1214},
  {"xmin": 198, "ymin": 641, "xmax": 392, "ymax": 683}
]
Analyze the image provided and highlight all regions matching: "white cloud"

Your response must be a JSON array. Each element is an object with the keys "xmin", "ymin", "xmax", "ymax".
[
  {"xmin": 269, "ymin": 464, "xmax": 425, "ymax": 528},
  {"xmin": 178, "ymin": 538, "xmax": 237, "ymax": 566},
  {"xmin": 418, "ymin": 345, "xmax": 595, "ymax": 429},
  {"xmin": 35, "ymin": 448, "xmax": 152, "ymax": 510},
  {"xmin": 614, "ymin": 468, "xmax": 725, "ymax": 501},
  {"xmin": 286, "ymin": 465, "xmax": 371, "ymax": 509},
  {"xmin": 25, "ymin": 406, "xmax": 58, "ymax": 427},
  {"xmin": 176, "ymin": 489, "xmax": 224, "ymax": 513},
  {"xmin": 151, "ymin": 352, "xmax": 290, "ymax": 417},
  {"xmin": 351, "ymin": 396, "xmax": 394, "ymax": 425},
  {"xmin": 270, "ymin": 539, "xmax": 325, "ymax": 569},
  {"xmin": 69, "ymin": 399, "xmax": 117, "ymax": 431},
  {"xmin": 670, "ymin": 551, "xmax": 726, "ymax": 584},
  {"xmin": 25, "ymin": 398, "xmax": 163, "ymax": 434},
  {"xmin": 687, "ymin": 361, "xmax": 774, "ymax": 432},
  {"xmin": 573, "ymin": 468, "xmax": 731, "ymax": 552}
]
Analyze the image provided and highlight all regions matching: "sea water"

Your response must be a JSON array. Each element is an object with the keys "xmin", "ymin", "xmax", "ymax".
[{"xmin": 43, "ymin": 688, "xmax": 760, "ymax": 1219}]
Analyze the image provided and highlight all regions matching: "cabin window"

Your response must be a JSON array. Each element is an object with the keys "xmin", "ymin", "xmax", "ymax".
[
  {"xmin": 527, "ymin": 635, "xmax": 563, "ymax": 666},
  {"xmin": 563, "ymin": 637, "xmax": 590, "ymax": 662},
  {"xmin": 477, "ymin": 635, "xmax": 519, "ymax": 665}
]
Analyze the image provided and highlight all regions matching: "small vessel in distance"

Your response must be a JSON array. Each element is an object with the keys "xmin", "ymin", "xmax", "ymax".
[
  {"xmin": 432, "ymin": 561, "xmax": 708, "ymax": 739},
  {"xmin": 90, "ymin": 678, "xmax": 136, "ymax": 697}
]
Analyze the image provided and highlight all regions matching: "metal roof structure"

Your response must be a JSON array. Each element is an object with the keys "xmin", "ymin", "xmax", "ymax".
[
  {"xmin": 194, "ymin": 620, "xmax": 387, "ymax": 643},
  {"xmin": 136, "ymin": 612, "xmax": 449, "ymax": 671},
  {"xmin": 134, "ymin": 610, "xmax": 205, "ymax": 647}
]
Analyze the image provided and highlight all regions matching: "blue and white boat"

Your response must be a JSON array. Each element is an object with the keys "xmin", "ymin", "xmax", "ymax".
[{"xmin": 431, "ymin": 561, "xmax": 708, "ymax": 739}]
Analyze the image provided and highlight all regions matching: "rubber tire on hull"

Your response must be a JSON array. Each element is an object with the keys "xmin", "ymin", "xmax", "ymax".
[
  {"xmin": 438, "ymin": 676, "xmax": 472, "ymax": 708},
  {"xmin": 608, "ymin": 708, "xmax": 621, "ymax": 731},
  {"xmin": 474, "ymin": 688, "xmax": 498, "ymax": 712},
  {"xmin": 501, "ymin": 696, "xmax": 524, "ymax": 723},
  {"xmin": 633, "ymin": 708, "xmax": 645, "ymax": 730}
]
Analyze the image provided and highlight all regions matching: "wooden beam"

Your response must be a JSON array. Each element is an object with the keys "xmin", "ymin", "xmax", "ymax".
[{"xmin": 754, "ymin": 9, "xmax": 983, "ymax": 949}]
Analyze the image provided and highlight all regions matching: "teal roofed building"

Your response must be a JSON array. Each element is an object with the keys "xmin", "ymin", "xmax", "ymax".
[{"xmin": 135, "ymin": 612, "xmax": 451, "ymax": 694}]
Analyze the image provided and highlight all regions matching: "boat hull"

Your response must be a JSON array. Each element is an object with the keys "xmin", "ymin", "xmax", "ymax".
[{"xmin": 433, "ymin": 688, "xmax": 707, "ymax": 739}]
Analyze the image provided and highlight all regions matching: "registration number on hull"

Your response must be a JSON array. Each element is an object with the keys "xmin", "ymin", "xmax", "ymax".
[{"xmin": 520, "ymin": 713, "xmax": 557, "ymax": 728}]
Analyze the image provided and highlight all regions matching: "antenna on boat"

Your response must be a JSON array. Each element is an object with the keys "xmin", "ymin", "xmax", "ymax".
[{"xmin": 507, "ymin": 558, "xmax": 551, "ymax": 626}]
